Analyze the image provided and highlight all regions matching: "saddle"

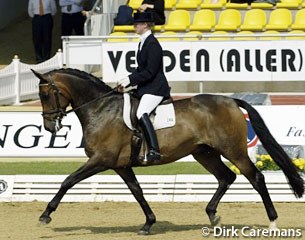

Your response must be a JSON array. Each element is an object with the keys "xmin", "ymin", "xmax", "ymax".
[
  {"xmin": 123, "ymin": 91, "xmax": 176, "ymax": 165},
  {"xmin": 129, "ymin": 91, "xmax": 174, "ymax": 129}
]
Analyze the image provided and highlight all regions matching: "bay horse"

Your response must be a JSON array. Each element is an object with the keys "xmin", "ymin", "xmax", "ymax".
[{"xmin": 32, "ymin": 68, "xmax": 304, "ymax": 234}]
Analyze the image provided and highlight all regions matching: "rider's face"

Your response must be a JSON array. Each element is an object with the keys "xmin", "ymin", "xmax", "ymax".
[{"xmin": 134, "ymin": 22, "xmax": 148, "ymax": 35}]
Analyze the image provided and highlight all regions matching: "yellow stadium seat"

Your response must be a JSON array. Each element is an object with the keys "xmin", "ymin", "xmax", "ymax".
[
  {"xmin": 259, "ymin": 30, "xmax": 281, "ymax": 40},
  {"xmin": 131, "ymin": 34, "xmax": 139, "ymax": 42},
  {"xmin": 189, "ymin": 10, "xmax": 216, "ymax": 31},
  {"xmin": 234, "ymin": 31, "xmax": 256, "ymax": 40},
  {"xmin": 240, "ymin": 9, "xmax": 267, "ymax": 31},
  {"xmin": 200, "ymin": 0, "xmax": 226, "ymax": 9},
  {"xmin": 128, "ymin": 0, "xmax": 142, "ymax": 10},
  {"xmin": 183, "ymin": 31, "xmax": 203, "ymax": 41},
  {"xmin": 285, "ymin": 30, "xmax": 305, "ymax": 39},
  {"xmin": 251, "ymin": 1, "xmax": 275, "ymax": 9},
  {"xmin": 165, "ymin": 0, "xmax": 177, "ymax": 9},
  {"xmin": 215, "ymin": 9, "xmax": 241, "ymax": 31},
  {"xmin": 207, "ymin": 31, "xmax": 230, "ymax": 40},
  {"xmin": 154, "ymin": 25, "xmax": 165, "ymax": 32},
  {"xmin": 276, "ymin": 0, "xmax": 302, "ymax": 9},
  {"xmin": 163, "ymin": 10, "xmax": 191, "ymax": 31},
  {"xmin": 226, "ymin": 1, "xmax": 249, "ymax": 9},
  {"xmin": 291, "ymin": 9, "xmax": 305, "ymax": 30},
  {"xmin": 113, "ymin": 25, "xmax": 134, "ymax": 32},
  {"xmin": 107, "ymin": 32, "xmax": 129, "ymax": 42},
  {"xmin": 265, "ymin": 9, "xmax": 292, "ymax": 31},
  {"xmin": 176, "ymin": 0, "xmax": 202, "ymax": 9},
  {"xmin": 158, "ymin": 31, "xmax": 180, "ymax": 41}
]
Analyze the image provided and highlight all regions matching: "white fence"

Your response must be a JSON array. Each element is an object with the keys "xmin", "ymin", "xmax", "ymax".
[
  {"xmin": 0, "ymin": 51, "xmax": 63, "ymax": 105},
  {"xmin": 0, "ymin": 173, "xmax": 304, "ymax": 202}
]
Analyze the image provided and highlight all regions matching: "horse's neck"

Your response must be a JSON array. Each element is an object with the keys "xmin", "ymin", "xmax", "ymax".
[
  {"xmin": 62, "ymin": 77, "xmax": 112, "ymax": 126},
  {"xmin": 67, "ymin": 80, "xmax": 108, "ymax": 109},
  {"xmin": 69, "ymin": 86, "xmax": 122, "ymax": 130}
]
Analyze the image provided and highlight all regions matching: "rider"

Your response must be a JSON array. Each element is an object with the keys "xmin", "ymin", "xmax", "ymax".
[{"xmin": 118, "ymin": 12, "xmax": 171, "ymax": 162}]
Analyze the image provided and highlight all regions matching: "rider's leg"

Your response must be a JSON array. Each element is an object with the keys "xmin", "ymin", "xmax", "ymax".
[{"xmin": 136, "ymin": 94, "xmax": 163, "ymax": 161}]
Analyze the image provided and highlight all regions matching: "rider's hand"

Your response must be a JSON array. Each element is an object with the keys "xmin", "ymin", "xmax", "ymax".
[
  {"xmin": 118, "ymin": 77, "xmax": 130, "ymax": 88},
  {"xmin": 117, "ymin": 85, "xmax": 125, "ymax": 93}
]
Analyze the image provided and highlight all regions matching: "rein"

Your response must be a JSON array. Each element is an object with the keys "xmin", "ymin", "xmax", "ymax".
[
  {"xmin": 39, "ymin": 82, "xmax": 119, "ymax": 117},
  {"xmin": 65, "ymin": 87, "xmax": 118, "ymax": 114}
]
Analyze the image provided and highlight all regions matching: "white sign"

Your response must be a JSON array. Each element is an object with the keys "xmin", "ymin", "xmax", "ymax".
[
  {"xmin": 255, "ymin": 106, "xmax": 305, "ymax": 145},
  {"xmin": 0, "ymin": 106, "xmax": 304, "ymax": 157},
  {"xmin": 0, "ymin": 112, "xmax": 84, "ymax": 157},
  {"xmin": 102, "ymin": 40, "xmax": 305, "ymax": 82},
  {"xmin": 66, "ymin": 43, "xmax": 102, "ymax": 65}
]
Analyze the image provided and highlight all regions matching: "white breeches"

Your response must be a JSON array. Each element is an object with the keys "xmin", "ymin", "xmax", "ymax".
[{"xmin": 136, "ymin": 94, "xmax": 163, "ymax": 120}]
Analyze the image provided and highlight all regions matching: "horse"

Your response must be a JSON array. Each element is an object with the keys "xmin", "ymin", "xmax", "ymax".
[{"xmin": 32, "ymin": 68, "xmax": 304, "ymax": 235}]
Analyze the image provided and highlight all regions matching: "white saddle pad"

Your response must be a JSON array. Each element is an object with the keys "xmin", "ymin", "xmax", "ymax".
[{"xmin": 123, "ymin": 93, "xmax": 176, "ymax": 131}]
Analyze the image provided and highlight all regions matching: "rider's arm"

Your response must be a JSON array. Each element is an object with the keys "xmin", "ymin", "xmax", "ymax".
[{"xmin": 128, "ymin": 42, "xmax": 162, "ymax": 86}]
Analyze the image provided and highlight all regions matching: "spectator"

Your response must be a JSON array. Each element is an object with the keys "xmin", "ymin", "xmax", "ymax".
[
  {"xmin": 139, "ymin": 0, "xmax": 165, "ymax": 25},
  {"xmin": 59, "ymin": 0, "xmax": 86, "ymax": 36},
  {"xmin": 28, "ymin": 0, "xmax": 57, "ymax": 63}
]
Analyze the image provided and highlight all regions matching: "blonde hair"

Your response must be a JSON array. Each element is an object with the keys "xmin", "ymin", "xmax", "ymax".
[{"xmin": 147, "ymin": 22, "xmax": 155, "ymax": 29}]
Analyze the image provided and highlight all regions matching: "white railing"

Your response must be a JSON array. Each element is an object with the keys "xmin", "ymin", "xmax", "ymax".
[
  {"xmin": 0, "ymin": 50, "xmax": 63, "ymax": 105},
  {"xmin": 0, "ymin": 173, "xmax": 304, "ymax": 202}
]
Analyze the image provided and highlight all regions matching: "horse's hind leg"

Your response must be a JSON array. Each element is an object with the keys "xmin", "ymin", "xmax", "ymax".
[
  {"xmin": 192, "ymin": 147, "xmax": 236, "ymax": 226},
  {"xmin": 39, "ymin": 157, "xmax": 107, "ymax": 224},
  {"xmin": 228, "ymin": 154, "xmax": 278, "ymax": 228},
  {"xmin": 115, "ymin": 167, "xmax": 156, "ymax": 235}
]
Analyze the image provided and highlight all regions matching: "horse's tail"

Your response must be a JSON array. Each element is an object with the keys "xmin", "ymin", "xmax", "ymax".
[{"xmin": 234, "ymin": 98, "xmax": 304, "ymax": 198}]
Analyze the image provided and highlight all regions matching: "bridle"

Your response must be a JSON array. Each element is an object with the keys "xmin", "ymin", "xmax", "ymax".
[
  {"xmin": 39, "ymin": 81, "xmax": 118, "ymax": 126},
  {"xmin": 39, "ymin": 82, "xmax": 70, "ymax": 130}
]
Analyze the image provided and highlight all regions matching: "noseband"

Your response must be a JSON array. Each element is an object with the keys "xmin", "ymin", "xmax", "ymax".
[{"xmin": 39, "ymin": 82, "xmax": 69, "ymax": 122}]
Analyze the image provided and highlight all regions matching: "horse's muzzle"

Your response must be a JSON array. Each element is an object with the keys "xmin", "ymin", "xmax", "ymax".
[{"xmin": 44, "ymin": 118, "xmax": 63, "ymax": 133}]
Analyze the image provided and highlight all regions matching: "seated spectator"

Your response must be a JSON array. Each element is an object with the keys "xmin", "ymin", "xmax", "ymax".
[
  {"xmin": 229, "ymin": 0, "xmax": 278, "ymax": 5},
  {"xmin": 139, "ymin": 0, "xmax": 165, "ymax": 25}
]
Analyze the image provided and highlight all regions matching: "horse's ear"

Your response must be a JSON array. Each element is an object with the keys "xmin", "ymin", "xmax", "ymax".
[{"xmin": 31, "ymin": 69, "xmax": 48, "ymax": 84}]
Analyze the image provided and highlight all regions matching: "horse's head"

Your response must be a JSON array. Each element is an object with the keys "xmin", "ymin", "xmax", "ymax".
[{"xmin": 32, "ymin": 69, "xmax": 71, "ymax": 133}]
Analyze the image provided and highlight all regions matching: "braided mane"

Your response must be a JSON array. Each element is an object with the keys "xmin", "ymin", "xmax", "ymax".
[{"xmin": 49, "ymin": 68, "xmax": 113, "ymax": 92}]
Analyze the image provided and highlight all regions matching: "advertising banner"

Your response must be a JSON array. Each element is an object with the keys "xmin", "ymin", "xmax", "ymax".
[
  {"xmin": 0, "ymin": 106, "xmax": 304, "ymax": 157},
  {"xmin": 0, "ymin": 112, "xmax": 84, "ymax": 157},
  {"xmin": 102, "ymin": 40, "xmax": 305, "ymax": 82},
  {"xmin": 255, "ymin": 106, "xmax": 305, "ymax": 145}
]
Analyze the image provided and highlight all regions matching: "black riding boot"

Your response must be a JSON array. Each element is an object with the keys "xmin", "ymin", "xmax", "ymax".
[{"xmin": 139, "ymin": 113, "xmax": 161, "ymax": 162}]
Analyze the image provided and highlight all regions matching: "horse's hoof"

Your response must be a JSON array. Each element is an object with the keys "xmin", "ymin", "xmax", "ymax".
[
  {"xmin": 39, "ymin": 216, "xmax": 52, "ymax": 224},
  {"xmin": 138, "ymin": 229, "xmax": 150, "ymax": 235},
  {"xmin": 210, "ymin": 215, "xmax": 221, "ymax": 226}
]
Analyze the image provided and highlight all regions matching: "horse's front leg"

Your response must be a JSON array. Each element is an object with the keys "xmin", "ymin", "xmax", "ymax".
[
  {"xmin": 115, "ymin": 167, "xmax": 156, "ymax": 235},
  {"xmin": 39, "ymin": 158, "xmax": 107, "ymax": 224}
]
